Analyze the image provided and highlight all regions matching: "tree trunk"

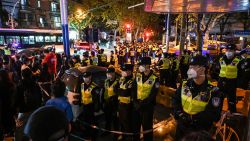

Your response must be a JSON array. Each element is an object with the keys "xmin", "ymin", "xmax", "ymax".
[
  {"xmin": 175, "ymin": 20, "xmax": 179, "ymax": 46},
  {"xmin": 180, "ymin": 14, "xmax": 187, "ymax": 56},
  {"xmin": 196, "ymin": 14, "xmax": 203, "ymax": 52}
]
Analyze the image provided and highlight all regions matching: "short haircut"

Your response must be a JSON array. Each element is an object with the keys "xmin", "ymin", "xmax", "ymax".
[
  {"xmin": 24, "ymin": 106, "xmax": 69, "ymax": 141},
  {"xmin": 51, "ymin": 79, "xmax": 66, "ymax": 98}
]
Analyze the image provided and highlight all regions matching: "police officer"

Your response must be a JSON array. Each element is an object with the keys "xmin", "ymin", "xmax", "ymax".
[
  {"xmin": 218, "ymin": 44, "xmax": 240, "ymax": 112},
  {"xmin": 170, "ymin": 54, "xmax": 179, "ymax": 88},
  {"xmin": 98, "ymin": 48, "xmax": 107, "ymax": 67},
  {"xmin": 103, "ymin": 66, "xmax": 119, "ymax": 139},
  {"xmin": 238, "ymin": 49, "xmax": 250, "ymax": 90},
  {"xmin": 180, "ymin": 50, "xmax": 190, "ymax": 80},
  {"xmin": 173, "ymin": 55, "xmax": 223, "ymax": 140},
  {"xmin": 117, "ymin": 64, "xmax": 134, "ymax": 140},
  {"xmin": 72, "ymin": 55, "xmax": 81, "ymax": 68},
  {"xmin": 78, "ymin": 72, "xmax": 100, "ymax": 141},
  {"xmin": 82, "ymin": 52, "xmax": 90, "ymax": 66},
  {"xmin": 90, "ymin": 51, "xmax": 98, "ymax": 66},
  {"xmin": 110, "ymin": 50, "xmax": 116, "ymax": 65},
  {"xmin": 133, "ymin": 57, "xmax": 160, "ymax": 141},
  {"xmin": 158, "ymin": 53, "xmax": 171, "ymax": 85}
]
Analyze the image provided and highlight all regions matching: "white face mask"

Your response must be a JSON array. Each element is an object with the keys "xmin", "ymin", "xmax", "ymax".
[
  {"xmin": 187, "ymin": 68, "xmax": 198, "ymax": 79},
  {"xmin": 241, "ymin": 55, "xmax": 246, "ymax": 59},
  {"xmin": 83, "ymin": 77, "xmax": 91, "ymax": 83},
  {"xmin": 106, "ymin": 74, "xmax": 113, "ymax": 79},
  {"xmin": 121, "ymin": 71, "xmax": 128, "ymax": 77},
  {"xmin": 225, "ymin": 52, "xmax": 234, "ymax": 59},
  {"xmin": 139, "ymin": 66, "xmax": 146, "ymax": 73}
]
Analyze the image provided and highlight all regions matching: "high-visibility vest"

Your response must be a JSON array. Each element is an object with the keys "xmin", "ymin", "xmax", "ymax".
[
  {"xmin": 219, "ymin": 57, "xmax": 240, "ymax": 79},
  {"xmin": 101, "ymin": 54, "xmax": 107, "ymax": 62},
  {"xmin": 183, "ymin": 54, "xmax": 190, "ymax": 64},
  {"xmin": 4, "ymin": 49, "xmax": 11, "ymax": 55},
  {"xmin": 161, "ymin": 58, "xmax": 171, "ymax": 69},
  {"xmin": 118, "ymin": 78, "xmax": 132, "ymax": 104},
  {"xmin": 83, "ymin": 59, "xmax": 90, "ymax": 66},
  {"xmin": 136, "ymin": 73, "xmax": 157, "ymax": 100},
  {"xmin": 181, "ymin": 81, "xmax": 211, "ymax": 115},
  {"xmin": 81, "ymin": 83, "xmax": 96, "ymax": 105},
  {"xmin": 91, "ymin": 57, "xmax": 98, "ymax": 65},
  {"xmin": 173, "ymin": 59, "xmax": 180, "ymax": 71},
  {"xmin": 74, "ymin": 63, "xmax": 81, "ymax": 68},
  {"xmin": 104, "ymin": 79, "xmax": 118, "ymax": 100}
]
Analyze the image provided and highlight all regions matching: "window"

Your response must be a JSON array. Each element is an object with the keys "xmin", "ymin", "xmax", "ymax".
[
  {"xmin": 0, "ymin": 36, "xmax": 4, "ymax": 45},
  {"xmin": 21, "ymin": 36, "xmax": 29, "ymax": 44},
  {"xmin": 57, "ymin": 36, "xmax": 63, "ymax": 42},
  {"xmin": 6, "ymin": 36, "xmax": 20, "ymax": 44},
  {"xmin": 36, "ymin": 36, "xmax": 44, "ymax": 42},
  {"xmin": 45, "ymin": 36, "xmax": 51, "ymax": 42},
  {"xmin": 51, "ymin": 2, "xmax": 57, "ymax": 12},
  {"xmin": 54, "ymin": 17, "xmax": 61, "ymax": 27},
  {"xmin": 29, "ymin": 36, "xmax": 35, "ymax": 44},
  {"xmin": 51, "ymin": 36, "xmax": 56, "ymax": 42},
  {"xmin": 37, "ymin": 0, "xmax": 41, "ymax": 8},
  {"xmin": 21, "ymin": 0, "xmax": 27, "ymax": 5}
]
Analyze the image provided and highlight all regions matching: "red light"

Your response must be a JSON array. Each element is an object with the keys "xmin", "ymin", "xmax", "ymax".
[
  {"xmin": 126, "ymin": 24, "xmax": 131, "ymax": 29},
  {"xmin": 146, "ymin": 33, "xmax": 150, "ymax": 37}
]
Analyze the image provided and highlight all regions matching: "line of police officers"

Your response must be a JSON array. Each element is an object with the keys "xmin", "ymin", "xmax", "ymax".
[{"xmin": 68, "ymin": 57, "xmax": 159, "ymax": 141}]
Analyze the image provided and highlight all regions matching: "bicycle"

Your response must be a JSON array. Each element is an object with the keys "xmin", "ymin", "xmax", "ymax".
[{"xmin": 212, "ymin": 111, "xmax": 242, "ymax": 141}]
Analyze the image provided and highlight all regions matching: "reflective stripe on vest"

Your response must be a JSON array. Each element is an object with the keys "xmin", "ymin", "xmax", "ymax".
[
  {"xmin": 181, "ymin": 81, "xmax": 211, "ymax": 115},
  {"xmin": 101, "ymin": 54, "xmax": 107, "ymax": 62},
  {"xmin": 161, "ymin": 58, "xmax": 171, "ymax": 69},
  {"xmin": 174, "ymin": 59, "xmax": 180, "ymax": 71},
  {"xmin": 118, "ymin": 78, "xmax": 132, "ymax": 104},
  {"xmin": 4, "ymin": 49, "xmax": 11, "ymax": 55},
  {"xmin": 92, "ymin": 57, "xmax": 98, "ymax": 65},
  {"xmin": 104, "ymin": 79, "xmax": 118, "ymax": 100},
  {"xmin": 219, "ymin": 57, "xmax": 240, "ymax": 79},
  {"xmin": 136, "ymin": 73, "xmax": 156, "ymax": 100},
  {"xmin": 81, "ymin": 83, "xmax": 95, "ymax": 105}
]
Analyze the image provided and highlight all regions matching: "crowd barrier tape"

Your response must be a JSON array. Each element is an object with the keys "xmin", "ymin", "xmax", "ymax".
[{"xmin": 76, "ymin": 115, "xmax": 174, "ymax": 136}]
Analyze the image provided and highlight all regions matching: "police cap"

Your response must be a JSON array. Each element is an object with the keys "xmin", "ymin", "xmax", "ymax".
[
  {"xmin": 82, "ymin": 71, "xmax": 92, "ymax": 77},
  {"xmin": 139, "ymin": 57, "xmax": 151, "ymax": 65},
  {"xmin": 121, "ymin": 64, "xmax": 134, "ymax": 71},
  {"xmin": 106, "ymin": 66, "xmax": 115, "ymax": 73},
  {"xmin": 226, "ymin": 44, "xmax": 236, "ymax": 50},
  {"xmin": 189, "ymin": 55, "xmax": 207, "ymax": 67}
]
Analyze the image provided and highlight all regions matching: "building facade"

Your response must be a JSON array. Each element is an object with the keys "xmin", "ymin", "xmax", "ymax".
[{"xmin": 0, "ymin": 0, "xmax": 61, "ymax": 29}]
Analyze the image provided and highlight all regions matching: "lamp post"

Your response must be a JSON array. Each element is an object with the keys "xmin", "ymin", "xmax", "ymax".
[{"xmin": 60, "ymin": 0, "xmax": 70, "ymax": 57}]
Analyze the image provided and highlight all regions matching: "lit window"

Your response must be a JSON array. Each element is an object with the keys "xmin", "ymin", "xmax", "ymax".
[
  {"xmin": 51, "ymin": 2, "xmax": 57, "ymax": 12},
  {"xmin": 0, "ymin": 36, "xmax": 4, "ymax": 45},
  {"xmin": 39, "ymin": 17, "xmax": 43, "ymax": 24},
  {"xmin": 37, "ymin": 0, "xmax": 41, "ymax": 8},
  {"xmin": 36, "ymin": 36, "xmax": 44, "ymax": 42},
  {"xmin": 45, "ymin": 36, "xmax": 51, "ymax": 42},
  {"xmin": 54, "ymin": 17, "xmax": 61, "ymax": 27},
  {"xmin": 21, "ymin": 0, "xmax": 27, "ymax": 5},
  {"xmin": 51, "ymin": 36, "xmax": 56, "ymax": 42},
  {"xmin": 29, "ymin": 36, "xmax": 35, "ymax": 44}
]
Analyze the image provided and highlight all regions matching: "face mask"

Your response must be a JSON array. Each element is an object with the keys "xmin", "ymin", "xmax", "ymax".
[
  {"xmin": 225, "ymin": 52, "xmax": 234, "ymax": 59},
  {"xmin": 139, "ymin": 66, "xmax": 146, "ymax": 73},
  {"xmin": 83, "ymin": 78, "xmax": 91, "ymax": 83},
  {"xmin": 121, "ymin": 71, "xmax": 127, "ymax": 77},
  {"xmin": 187, "ymin": 68, "xmax": 197, "ymax": 79},
  {"xmin": 106, "ymin": 74, "xmax": 113, "ymax": 79},
  {"xmin": 241, "ymin": 55, "xmax": 246, "ymax": 59}
]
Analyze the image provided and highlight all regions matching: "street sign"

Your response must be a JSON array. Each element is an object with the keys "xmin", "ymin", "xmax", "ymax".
[{"xmin": 234, "ymin": 30, "xmax": 250, "ymax": 37}]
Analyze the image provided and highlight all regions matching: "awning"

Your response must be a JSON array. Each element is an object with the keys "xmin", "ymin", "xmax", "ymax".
[{"xmin": 144, "ymin": 0, "xmax": 250, "ymax": 13}]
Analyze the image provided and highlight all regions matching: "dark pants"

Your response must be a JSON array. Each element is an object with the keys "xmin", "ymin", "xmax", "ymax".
[
  {"xmin": 118, "ymin": 56, "xmax": 125, "ymax": 66},
  {"xmin": 160, "ymin": 69, "xmax": 170, "ymax": 85},
  {"xmin": 130, "ymin": 56, "xmax": 135, "ymax": 65},
  {"xmin": 78, "ymin": 104, "xmax": 96, "ymax": 140},
  {"xmin": 133, "ymin": 105, "xmax": 154, "ymax": 141},
  {"xmin": 180, "ymin": 64, "xmax": 189, "ymax": 80},
  {"xmin": 218, "ymin": 78, "xmax": 237, "ymax": 112},
  {"xmin": 118, "ymin": 103, "xmax": 132, "ymax": 141},
  {"xmin": 169, "ymin": 70, "xmax": 178, "ymax": 88},
  {"xmin": 104, "ymin": 98, "xmax": 119, "ymax": 140}
]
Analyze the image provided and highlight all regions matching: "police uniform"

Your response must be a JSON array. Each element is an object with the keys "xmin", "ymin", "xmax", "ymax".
[
  {"xmin": 97, "ymin": 49, "xmax": 107, "ymax": 67},
  {"xmin": 78, "ymin": 72, "xmax": 100, "ymax": 140},
  {"xmin": 173, "ymin": 56, "xmax": 223, "ymax": 140},
  {"xmin": 218, "ymin": 44, "xmax": 240, "ymax": 112},
  {"xmin": 180, "ymin": 50, "xmax": 190, "ymax": 79},
  {"xmin": 158, "ymin": 53, "xmax": 171, "ymax": 85},
  {"xmin": 133, "ymin": 57, "xmax": 160, "ymax": 141},
  {"xmin": 103, "ymin": 67, "xmax": 119, "ymax": 137},
  {"xmin": 170, "ymin": 54, "xmax": 180, "ymax": 88},
  {"xmin": 238, "ymin": 50, "xmax": 250, "ymax": 90},
  {"xmin": 117, "ymin": 64, "xmax": 134, "ymax": 140}
]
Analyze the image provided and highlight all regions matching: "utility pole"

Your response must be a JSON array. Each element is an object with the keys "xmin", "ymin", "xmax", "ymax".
[
  {"xmin": 60, "ymin": 0, "xmax": 70, "ymax": 57},
  {"xmin": 165, "ymin": 13, "xmax": 170, "ymax": 53}
]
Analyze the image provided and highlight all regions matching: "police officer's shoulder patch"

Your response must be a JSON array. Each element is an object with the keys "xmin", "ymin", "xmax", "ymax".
[{"xmin": 212, "ymin": 97, "xmax": 221, "ymax": 107}]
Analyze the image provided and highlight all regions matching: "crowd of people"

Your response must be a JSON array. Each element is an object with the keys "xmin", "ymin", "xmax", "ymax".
[{"xmin": 0, "ymin": 41, "xmax": 249, "ymax": 141}]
